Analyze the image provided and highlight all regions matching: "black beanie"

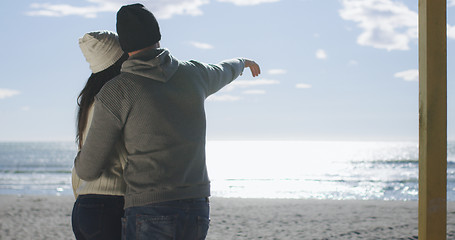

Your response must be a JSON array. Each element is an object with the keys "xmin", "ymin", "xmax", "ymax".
[{"xmin": 116, "ymin": 3, "xmax": 161, "ymax": 53}]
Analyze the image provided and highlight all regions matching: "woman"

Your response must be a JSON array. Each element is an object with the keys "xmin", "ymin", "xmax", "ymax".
[{"xmin": 71, "ymin": 30, "xmax": 128, "ymax": 240}]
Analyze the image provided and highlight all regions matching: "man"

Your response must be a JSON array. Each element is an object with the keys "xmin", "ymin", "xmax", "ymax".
[{"xmin": 75, "ymin": 3, "xmax": 260, "ymax": 239}]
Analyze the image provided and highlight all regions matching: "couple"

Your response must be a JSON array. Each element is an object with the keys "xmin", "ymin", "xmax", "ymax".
[{"xmin": 71, "ymin": 3, "xmax": 261, "ymax": 240}]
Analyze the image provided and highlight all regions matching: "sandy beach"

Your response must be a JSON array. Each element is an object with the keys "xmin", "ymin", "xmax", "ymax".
[{"xmin": 1, "ymin": 195, "xmax": 454, "ymax": 240}]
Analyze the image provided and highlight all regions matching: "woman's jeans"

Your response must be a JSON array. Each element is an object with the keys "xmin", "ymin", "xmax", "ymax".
[
  {"xmin": 72, "ymin": 194, "xmax": 125, "ymax": 240},
  {"xmin": 122, "ymin": 198, "xmax": 210, "ymax": 240}
]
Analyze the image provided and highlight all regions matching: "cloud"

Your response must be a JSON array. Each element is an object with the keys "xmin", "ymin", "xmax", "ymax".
[
  {"xmin": 189, "ymin": 41, "xmax": 214, "ymax": 50},
  {"xmin": 225, "ymin": 79, "xmax": 280, "ymax": 91},
  {"xmin": 21, "ymin": 106, "xmax": 31, "ymax": 111},
  {"xmin": 243, "ymin": 89, "xmax": 266, "ymax": 95},
  {"xmin": 348, "ymin": 60, "xmax": 359, "ymax": 66},
  {"xmin": 26, "ymin": 0, "xmax": 210, "ymax": 19},
  {"xmin": 0, "ymin": 88, "xmax": 20, "ymax": 99},
  {"xmin": 26, "ymin": 0, "xmax": 278, "ymax": 19},
  {"xmin": 394, "ymin": 69, "xmax": 418, "ymax": 81},
  {"xmin": 316, "ymin": 49, "xmax": 327, "ymax": 59},
  {"xmin": 209, "ymin": 79, "xmax": 277, "ymax": 101},
  {"xmin": 448, "ymin": 24, "xmax": 455, "ymax": 39},
  {"xmin": 211, "ymin": 79, "xmax": 278, "ymax": 101},
  {"xmin": 339, "ymin": 0, "xmax": 418, "ymax": 51},
  {"xmin": 296, "ymin": 83, "xmax": 312, "ymax": 89},
  {"xmin": 217, "ymin": 0, "xmax": 280, "ymax": 6},
  {"xmin": 26, "ymin": 2, "xmax": 115, "ymax": 18},
  {"xmin": 267, "ymin": 69, "xmax": 287, "ymax": 75},
  {"xmin": 207, "ymin": 94, "xmax": 242, "ymax": 101}
]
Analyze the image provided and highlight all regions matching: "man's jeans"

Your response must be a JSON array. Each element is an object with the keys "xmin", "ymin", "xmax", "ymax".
[{"xmin": 122, "ymin": 198, "xmax": 210, "ymax": 240}]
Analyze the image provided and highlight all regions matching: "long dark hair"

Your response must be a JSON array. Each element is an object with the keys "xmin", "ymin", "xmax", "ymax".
[{"xmin": 76, "ymin": 53, "xmax": 128, "ymax": 149}]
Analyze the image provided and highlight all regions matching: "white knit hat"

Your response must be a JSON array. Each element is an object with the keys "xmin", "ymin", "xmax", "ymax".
[{"xmin": 79, "ymin": 30, "xmax": 124, "ymax": 73}]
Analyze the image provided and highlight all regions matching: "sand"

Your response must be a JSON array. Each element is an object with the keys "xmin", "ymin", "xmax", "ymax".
[{"xmin": 0, "ymin": 195, "xmax": 454, "ymax": 240}]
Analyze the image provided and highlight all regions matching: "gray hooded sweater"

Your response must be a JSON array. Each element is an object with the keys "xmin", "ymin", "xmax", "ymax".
[{"xmin": 75, "ymin": 48, "xmax": 245, "ymax": 208}]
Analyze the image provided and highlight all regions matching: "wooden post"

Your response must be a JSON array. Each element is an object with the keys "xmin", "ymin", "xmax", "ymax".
[{"xmin": 418, "ymin": 0, "xmax": 447, "ymax": 239}]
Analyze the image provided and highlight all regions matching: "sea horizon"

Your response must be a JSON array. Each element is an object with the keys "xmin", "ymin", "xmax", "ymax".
[{"xmin": 0, "ymin": 140, "xmax": 454, "ymax": 201}]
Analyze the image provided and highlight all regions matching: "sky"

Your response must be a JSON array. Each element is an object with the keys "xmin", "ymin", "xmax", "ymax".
[{"xmin": 0, "ymin": 0, "xmax": 454, "ymax": 142}]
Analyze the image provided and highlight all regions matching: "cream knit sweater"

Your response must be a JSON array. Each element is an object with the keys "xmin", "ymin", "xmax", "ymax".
[{"xmin": 71, "ymin": 103, "xmax": 127, "ymax": 198}]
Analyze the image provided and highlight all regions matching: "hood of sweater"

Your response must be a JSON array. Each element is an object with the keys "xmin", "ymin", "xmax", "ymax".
[{"xmin": 121, "ymin": 48, "xmax": 179, "ymax": 83}]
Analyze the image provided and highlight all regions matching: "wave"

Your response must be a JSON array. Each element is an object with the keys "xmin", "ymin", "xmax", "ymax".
[
  {"xmin": 0, "ymin": 169, "xmax": 72, "ymax": 174},
  {"xmin": 352, "ymin": 159, "xmax": 455, "ymax": 165}
]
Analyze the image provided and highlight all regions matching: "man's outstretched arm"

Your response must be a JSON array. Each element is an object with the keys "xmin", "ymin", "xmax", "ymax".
[{"xmin": 195, "ymin": 58, "xmax": 261, "ymax": 96}]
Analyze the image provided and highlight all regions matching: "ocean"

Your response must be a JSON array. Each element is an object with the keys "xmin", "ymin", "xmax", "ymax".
[{"xmin": 0, "ymin": 140, "xmax": 454, "ymax": 201}]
